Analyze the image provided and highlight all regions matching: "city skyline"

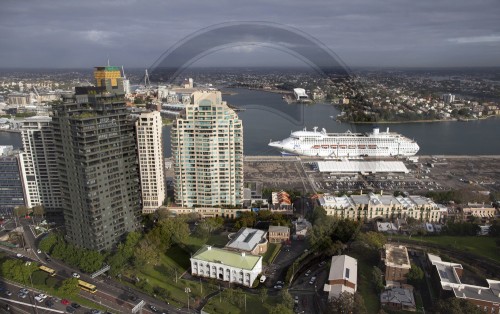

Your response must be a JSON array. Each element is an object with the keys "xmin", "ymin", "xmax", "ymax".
[{"xmin": 0, "ymin": 0, "xmax": 499, "ymax": 68}]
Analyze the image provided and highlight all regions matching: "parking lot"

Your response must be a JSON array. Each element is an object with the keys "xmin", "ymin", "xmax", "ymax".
[{"xmin": 244, "ymin": 155, "xmax": 500, "ymax": 196}]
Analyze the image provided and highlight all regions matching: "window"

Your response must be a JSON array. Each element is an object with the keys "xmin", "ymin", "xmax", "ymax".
[{"xmin": 345, "ymin": 268, "xmax": 350, "ymax": 279}]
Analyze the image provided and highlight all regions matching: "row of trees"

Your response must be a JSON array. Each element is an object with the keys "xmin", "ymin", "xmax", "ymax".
[
  {"xmin": 234, "ymin": 210, "xmax": 291, "ymax": 229},
  {"xmin": 39, "ymin": 233, "xmax": 105, "ymax": 273}
]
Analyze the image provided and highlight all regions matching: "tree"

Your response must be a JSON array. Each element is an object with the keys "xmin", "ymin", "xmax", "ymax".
[
  {"xmin": 270, "ymin": 304, "xmax": 293, "ymax": 314},
  {"xmin": 328, "ymin": 292, "xmax": 354, "ymax": 314},
  {"xmin": 434, "ymin": 297, "xmax": 482, "ymax": 314},
  {"xmin": 32, "ymin": 205, "xmax": 45, "ymax": 218},
  {"xmin": 79, "ymin": 250, "xmax": 105, "ymax": 273},
  {"xmin": 372, "ymin": 266, "xmax": 384, "ymax": 293},
  {"xmin": 358, "ymin": 231, "xmax": 387, "ymax": 250},
  {"xmin": 353, "ymin": 293, "xmax": 367, "ymax": 314},
  {"xmin": 39, "ymin": 233, "xmax": 59, "ymax": 253},
  {"xmin": 59, "ymin": 278, "xmax": 79, "ymax": 297},
  {"xmin": 13, "ymin": 206, "xmax": 29, "ymax": 218},
  {"xmin": 0, "ymin": 259, "xmax": 38, "ymax": 284},
  {"xmin": 134, "ymin": 239, "xmax": 160, "ymax": 267},
  {"xmin": 407, "ymin": 265, "xmax": 424, "ymax": 288},
  {"xmin": 259, "ymin": 287, "xmax": 268, "ymax": 303},
  {"xmin": 279, "ymin": 289, "xmax": 294, "ymax": 309}
]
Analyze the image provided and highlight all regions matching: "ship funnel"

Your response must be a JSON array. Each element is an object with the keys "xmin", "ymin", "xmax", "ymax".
[
  {"xmin": 386, "ymin": 127, "xmax": 390, "ymax": 133},
  {"xmin": 373, "ymin": 128, "xmax": 379, "ymax": 135}
]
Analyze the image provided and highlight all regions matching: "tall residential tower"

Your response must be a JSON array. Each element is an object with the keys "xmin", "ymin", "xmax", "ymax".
[
  {"xmin": 19, "ymin": 116, "xmax": 62, "ymax": 220},
  {"xmin": 135, "ymin": 111, "xmax": 165, "ymax": 213},
  {"xmin": 51, "ymin": 67, "xmax": 141, "ymax": 251},
  {"xmin": 171, "ymin": 90, "xmax": 243, "ymax": 208}
]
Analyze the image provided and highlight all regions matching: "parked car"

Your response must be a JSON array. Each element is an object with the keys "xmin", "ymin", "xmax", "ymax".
[
  {"xmin": 72, "ymin": 272, "xmax": 80, "ymax": 278},
  {"xmin": 150, "ymin": 305, "xmax": 158, "ymax": 312},
  {"xmin": 66, "ymin": 306, "xmax": 76, "ymax": 313},
  {"xmin": 305, "ymin": 270, "xmax": 311, "ymax": 277},
  {"xmin": 4, "ymin": 290, "xmax": 12, "ymax": 296},
  {"xmin": 17, "ymin": 292, "xmax": 27, "ymax": 298},
  {"xmin": 45, "ymin": 299, "xmax": 55, "ymax": 308},
  {"xmin": 273, "ymin": 285, "xmax": 283, "ymax": 289},
  {"xmin": 61, "ymin": 299, "xmax": 70, "ymax": 305},
  {"xmin": 71, "ymin": 303, "xmax": 80, "ymax": 309},
  {"xmin": 309, "ymin": 276, "xmax": 316, "ymax": 285},
  {"xmin": 18, "ymin": 288, "xmax": 28, "ymax": 294},
  {"xmin": 294, "ymin": 296, "xmax": 299, "ymax": 304}
]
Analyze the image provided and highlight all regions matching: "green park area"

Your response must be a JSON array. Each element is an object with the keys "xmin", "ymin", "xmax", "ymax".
[{"xmin": 390, "ymin": 235, "xmax": 500, "ymax": 263}]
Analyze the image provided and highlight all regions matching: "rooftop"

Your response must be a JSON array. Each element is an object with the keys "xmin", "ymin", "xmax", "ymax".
[
  {"xmin": 380, "ymin": 287, "xmax": 415, "ymax": 308},
  {"xmin": 317, "ymin": 161, "xmax": 409, "ymax": 173},
  {"xmin": 225, "ymin": 228, "xmax": 266, "ymax": 252},
  {"xmin": 384, "ymin": 244, "xmax": 411, "ymax": 269},
  {"xmin": 269, "ymin": 225, "xmax": 290, "ymax": 233},
  {"xmin": 192, "ymin": 245, "xmax": 262, "ymax": 271},
  {"xmin": 328, "ymin": 255, "xmax": 358, "ymax": 284}
]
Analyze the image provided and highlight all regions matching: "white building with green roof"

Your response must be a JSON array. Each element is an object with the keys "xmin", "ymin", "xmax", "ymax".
[{"xmin": 190, "ymin": 245, "xmax": 262, "ymax": 287}]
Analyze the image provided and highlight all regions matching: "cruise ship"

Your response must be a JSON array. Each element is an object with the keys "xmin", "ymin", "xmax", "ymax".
[{"xmin": 269, "ymin": 127, "xmax": 419, "ymax": 157}]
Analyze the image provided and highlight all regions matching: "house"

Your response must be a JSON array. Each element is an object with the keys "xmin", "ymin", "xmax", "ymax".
[
  {"xmin": 323, "ymin": 255, "xmax": 358, "ymax": 299},
  {"xmin": 382, "ymin": 244, "xmax": 411, "ymax": 286},
  {"xmin": 427, "ymin": 253, "xmax": 500, "ymax": 313},
  {"xmin": 293, "ymin": 218, "xmax": 312, "ymax": 239},
  {"xmin": 190, "ymin": 245, "xmax": 262, "ymax": 288},
  {"xmin": 380, "ymin": 286, "xmax": 416, "ymax": 311},
  {"xmin": 225, "ymin": 228, "xmax": 268, "ymax": 255},
  {"xmin": 268, "ymin": 225, "xmax": 290, "ymax": 244}
]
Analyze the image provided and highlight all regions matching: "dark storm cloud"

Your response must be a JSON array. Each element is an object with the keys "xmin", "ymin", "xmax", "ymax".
[{"xmin": 0, "ymin": 0, "xmax": 499, "ymax": 68}]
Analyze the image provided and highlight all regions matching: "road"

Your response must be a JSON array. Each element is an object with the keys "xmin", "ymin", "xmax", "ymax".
[{"xmin": 0, "ymin": 217, "xmax": 194, "ymax": 314}]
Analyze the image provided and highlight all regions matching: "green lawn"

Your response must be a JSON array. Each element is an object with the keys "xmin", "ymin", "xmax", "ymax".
[
  {"xmin": 390, "ymin": 235, "xmax": 500, "ymax": 263},
  {"xmin": 349, "ymin": 245, "xmax": 380, "ymax": 312},
  {"xmin": 204, "ymin": 292, "xmax": 280, "ymax": 314},
  {"xmin": 184, "ymin": 233, "xmax": 229, "ymax": 253},
  {"xmin": 262, "ymin": 243, "xmax": 281, "ymax": 265}
]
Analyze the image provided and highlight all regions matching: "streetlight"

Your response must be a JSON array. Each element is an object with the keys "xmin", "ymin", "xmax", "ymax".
[{"xmin": 185, "ymin": 287, "xmax": 191, "ymax": 311}]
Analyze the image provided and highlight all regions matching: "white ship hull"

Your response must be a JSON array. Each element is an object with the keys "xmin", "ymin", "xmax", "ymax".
[{"xmin": 269, "ymin": 127, "xmax": 419, "ymax": 158}]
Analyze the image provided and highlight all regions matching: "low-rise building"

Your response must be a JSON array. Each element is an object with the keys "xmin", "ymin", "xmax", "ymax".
[
  {"xmin": 318, "ymin": 192, "xmax": 441, "ymax": 222},
  {"xmin": 190, "ymin": 245, "xmax": 262, "ymax": 288},
  {"xmin": 323, "ymin": 255, "xmax": 358, "ymax": 299},
  {"xmin": 268, "ymin": 225, "xmax": 290, "ymax": 243},
  {"xmin": 380, "ymin": 286, "xmax": 416, "ymax": 312},
  {"xmin": 168, "ymin": 206, "xmax": 251, "ymax": 219},
  {"xmin": 382, "ymin": 244, "xmax": 411, "ymax": 286},
  {"xmin": 271, "ymin": 191, "xmax": 292, "ymax": 210},
  {"xmin": 293, "ymin": 218, "xmax": 312, "ymax": 239},
  {"xmin": 427, "ymin": 253, "xmax": 500, "ymax": 313},
  {"xmin": 461, "ymin": 202, "xmax": 497, "ymax": 221},
  {"xmin": 225, "ymin": 228, "xmax": 268, "ymax": 255}
]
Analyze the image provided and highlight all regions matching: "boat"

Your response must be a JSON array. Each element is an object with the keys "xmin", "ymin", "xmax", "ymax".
[{"xmin": 268, "ymin": 127, "xmax": 419, "ymax": 157}]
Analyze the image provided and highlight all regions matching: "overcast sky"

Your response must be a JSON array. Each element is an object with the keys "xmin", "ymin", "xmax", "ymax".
[{"xmin": 1, "ymin": 0, "xmax": 499, "ymax": 69}]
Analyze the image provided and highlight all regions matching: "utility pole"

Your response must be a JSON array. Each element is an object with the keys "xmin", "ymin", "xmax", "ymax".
[{"xmin": 244, "ymin": 293, "xmax": 247, "ymax": 312}]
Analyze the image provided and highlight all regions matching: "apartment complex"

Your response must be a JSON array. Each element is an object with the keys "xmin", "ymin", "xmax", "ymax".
[
  {"xmin": 318, "ymin": 192, "xmax": 441, "ymax": 222},
  {"xmin": 18, "ymin": 116, "xmax": 62, "ymax": 219},
  {"xmin": 171, "ymin": 90, "xmax": 243, "ymax": 208},
  {"xmin": 135, "ymin": 111, "xmax": 165, "ymax": 213},
  {"xmin": 0, "ymin": 146, "xmax": 25, "ymax": 212},
  {"xmin": 427, "ymin": 253, "xmax": 500, "ymax": 313},
  {"xmin": 382, "ymin": 244, "xmax": 411, "ymax": 286},
  {"xmin": 51, "ymin": 67, "xmax": 141, "ymax": 251}
]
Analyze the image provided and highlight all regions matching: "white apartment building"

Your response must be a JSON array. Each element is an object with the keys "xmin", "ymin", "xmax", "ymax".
[
  {"xmin": 171, "ymin": 90, "xmax": 243, "ymax": 207},
  {"xmin": 191, "ymin": 245, "xmax": 262, "ymax": 287},
  {"xmin": 135, "ymin": 111, "xmax": 165, "ymax": 213},
  {"xmin": 318, "ymin": 192, "xmax": 441, "ymax": 222},
  {"xmin": 18, "ymin": 116, "xmax": 61, "ymax": 217}
]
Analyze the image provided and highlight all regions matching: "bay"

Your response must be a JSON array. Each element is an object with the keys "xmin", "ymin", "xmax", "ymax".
[{"xmin": 2, "ymin": 87, "xmax": 500, "ymax": 156}]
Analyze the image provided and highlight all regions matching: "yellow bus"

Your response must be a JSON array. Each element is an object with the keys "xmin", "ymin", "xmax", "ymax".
[
  {"xmin": 78, "ymin": 280, "xmax": 97, "ymax": 293},
  {"xmin": 39, "ymin": 265, "xmax": 56, "ymax": 276}
]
